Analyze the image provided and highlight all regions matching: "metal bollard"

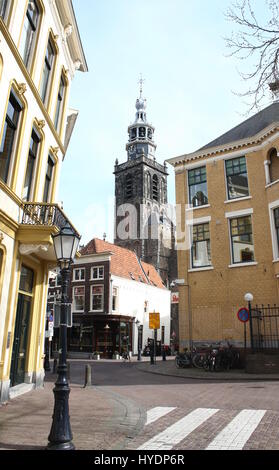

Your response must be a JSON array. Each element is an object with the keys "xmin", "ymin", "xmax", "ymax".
[{"xmin": 84, "ymin": 364, "xmax": 92, "ymax": 388}]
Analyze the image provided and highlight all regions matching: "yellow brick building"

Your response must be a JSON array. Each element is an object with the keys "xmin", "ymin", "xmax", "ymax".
[
  {"xmin": 0, "ymin": 1, "xmax": 87, "ymax": 402},
  {"xmin": 167, "ymin": 101, "xmax": 279, "ymax": 350}
]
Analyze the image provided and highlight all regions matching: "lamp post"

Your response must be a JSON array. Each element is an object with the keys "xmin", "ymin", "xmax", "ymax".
[
  {"xmin": 47, "ymin": 223, "xmax": 80, "ymax": 450},
  {"xmin": 244, "ymin": 292, "xmax": 254, "ymax": 352},
  {"xmin": 136, "ymin": 320, "xmax": 142, "ymax": 361}
]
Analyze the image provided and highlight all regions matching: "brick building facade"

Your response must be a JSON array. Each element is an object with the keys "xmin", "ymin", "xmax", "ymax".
[
  {"xmin": 167, "ymin": 100, "xmax": 279, "ymax": 350},
  {"xmin": 47, "ymin": 238, "xmax": 171, "ymax": 358}
]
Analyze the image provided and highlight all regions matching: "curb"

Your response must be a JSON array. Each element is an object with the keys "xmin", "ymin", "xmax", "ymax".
[
  {"xmin": 95, "ymin": 385, "xmax": 146, "ymax": 450},
  {"xmin": 135, "ymin": 363, "xmax": 279, "ymax": 382}
]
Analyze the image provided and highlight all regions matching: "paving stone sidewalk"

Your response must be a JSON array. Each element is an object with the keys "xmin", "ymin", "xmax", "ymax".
[
  {"xmin": 0, "ymin": 373, "xmax": 145, "ymax": 451},
  {"xmin": 136, "ymin": 358, "xmax": 279, "ymax": 381}
]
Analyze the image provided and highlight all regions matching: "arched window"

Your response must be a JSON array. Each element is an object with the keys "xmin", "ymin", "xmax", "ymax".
[
  {"xmin": 269, "ymin": 148, "xmax": 279, "ymax": 183},
  {"xmin": 152, "ymin": 174, "xmax": 158, "ymax": 201},
  {"xmin": 139, "ymin": 127, "xmax": 146, "ymax": 138},
  {"xmin": 146, "ymin": 172, "xmax": 151, "ymax": 199},
  {"xmin": 161, "ymin": 178, "xmax": 166, "ymax": 203}
]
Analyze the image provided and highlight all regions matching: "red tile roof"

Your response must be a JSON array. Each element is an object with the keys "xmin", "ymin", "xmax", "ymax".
[{"xmin": 80, "ymin": 239, "xmax": 166, "ymax": 289}]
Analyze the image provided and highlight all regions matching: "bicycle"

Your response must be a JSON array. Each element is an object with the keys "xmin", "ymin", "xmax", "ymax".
[{"xmin": 121, "ymin": 351, "xmax": 131, "ymax": 363}]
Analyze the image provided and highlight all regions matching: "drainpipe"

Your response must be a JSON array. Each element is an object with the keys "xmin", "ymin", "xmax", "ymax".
[{"xmin": 109, "ymin": 273, "xmax": 113, "ymax": 314}]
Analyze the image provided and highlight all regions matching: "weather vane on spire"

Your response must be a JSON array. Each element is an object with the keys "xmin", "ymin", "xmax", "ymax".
[{"xmin": 138, "ymin": 74, "xmax": 145, "ymax": 98}]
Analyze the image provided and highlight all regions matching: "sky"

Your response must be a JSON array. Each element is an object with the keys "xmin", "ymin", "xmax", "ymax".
[{"xmin": 59, "ymin": 0, "xmax": 270, "ymax": 246}]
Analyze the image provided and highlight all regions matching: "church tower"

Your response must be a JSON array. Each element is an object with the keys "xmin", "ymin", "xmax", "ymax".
[{"xmin": 114, "ymin": 80, "xmax": 176, "ymax": 285}]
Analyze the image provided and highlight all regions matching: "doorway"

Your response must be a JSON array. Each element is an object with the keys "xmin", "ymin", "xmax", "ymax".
[
  {"xmin": 10, "ymin": 265, "xmax": 34, "ymax": 387},
  {"xmin": 96, "ymin": 327, "xmax": 113, "ymax": 358}
]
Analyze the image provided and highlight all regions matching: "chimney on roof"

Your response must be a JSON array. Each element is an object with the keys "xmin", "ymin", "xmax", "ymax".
[
  {"xmin": 269, "ymin": 79, "xmax": 279, "ymax": 102},
  {"xmin": 103, "ymin": 232, "xmax": 106, "ymax": 241}
]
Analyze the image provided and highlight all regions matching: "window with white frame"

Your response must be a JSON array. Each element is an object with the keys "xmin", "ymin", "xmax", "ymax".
[
  {"xmin": 0, "ymin": 90, "xmax": 23, "ymax": 184},
  {"xmin": 225, "ymin": 156, "xmax": 249, "ymax": 200},
  {"xmin": 188, "ymin": 166, "xmax": 208, "ymax": 208},
  {"xmin": 269, "ymin": 148, "xmax": 279, "ymax": 184},
  {"xmin": 22, "ymin": 127, "xmax": 41, "ymax": 201},
  {"xmin": 112, "ymin": 287, "xmax": 118, "ymax": 311},
  {"xmin": 73, "ymin": 268, "xmax": 85, "ymax": 282},
  {"xmin": 91, "ymin": 266, "xmax": 104, "ymax": 280},
  {"xmin": 230, "ymin": 215, "xmax": 255, "ymax": 264},
  {"xmin": 73, "ymin": 286, "xmax": 85, "ymax": 312},
  {"xmin": 42, "ymin": 154, "xmax": 55, "ymax": 202},
  {"xmin": 91, "ymin": 285, "xmax": 104, "ymax": 311},
  {"xmin": 40, "ymin": 37, "xmax": 55, "ymax": 105},
  {"xmin": 191, "ymin": 222, "xmax": 211, "ymax": 268},
  {"xmin": 19, "ymin": 0, "xmax": 40, "ymax": 70},
  {"xmin": 54, "ymin": 74, "xmax": 66, "ymax": 133}
]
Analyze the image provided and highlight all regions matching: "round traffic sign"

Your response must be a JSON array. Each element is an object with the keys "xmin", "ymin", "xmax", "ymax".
[{"xmin": 237, "ymin": 307, "xmax": 249, "ymax": 323}]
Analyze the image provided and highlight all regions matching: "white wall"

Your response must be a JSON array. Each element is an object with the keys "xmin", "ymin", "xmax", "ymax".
[{"xmin": 111, "ymin": 275, "xmax": 171, "ymax": 354}]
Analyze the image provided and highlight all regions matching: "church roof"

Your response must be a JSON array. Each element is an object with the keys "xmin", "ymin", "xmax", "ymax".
[
  {"xmin": 80, "ymin": 238, "xmax": 166, "ymax": 289},
  {"xmin": 199, "ymin": 102, "xmax": 279, "ymax": 151}
]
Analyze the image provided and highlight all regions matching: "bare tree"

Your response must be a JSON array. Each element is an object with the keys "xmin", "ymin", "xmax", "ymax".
[{"xmin": 225, "ymin": 0, "xmax": 279, "ymax": 112}]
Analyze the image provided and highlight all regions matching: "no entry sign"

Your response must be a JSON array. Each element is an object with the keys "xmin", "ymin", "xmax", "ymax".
[{"xmin": 237, "ymin": 307, "xmax": 249, "ymax": 323}]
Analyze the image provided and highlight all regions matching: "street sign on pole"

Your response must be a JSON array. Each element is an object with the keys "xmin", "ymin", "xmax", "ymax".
[
  {"xmin": 149, "ymin": 312, "xmax": 160, "ymax": 330},
  {"xmin": 237, "ymin": 307, "xmax": 249, "ymax": 323}
]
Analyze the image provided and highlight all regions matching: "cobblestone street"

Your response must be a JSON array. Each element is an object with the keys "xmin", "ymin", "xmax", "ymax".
[{"xmin": 1, "ymin": 358, "xmax": 279, "ymax": 452}]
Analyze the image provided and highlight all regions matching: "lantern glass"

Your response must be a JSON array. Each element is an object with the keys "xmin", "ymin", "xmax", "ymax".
[{"xmin": 52, "ymin": 223, "xmax": 80, "ymax": 266}]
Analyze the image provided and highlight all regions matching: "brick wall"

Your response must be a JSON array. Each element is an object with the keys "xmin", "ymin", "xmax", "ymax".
[{"xmin": 175, "ymin": 140, "xmax": 279, "ymax": 348}]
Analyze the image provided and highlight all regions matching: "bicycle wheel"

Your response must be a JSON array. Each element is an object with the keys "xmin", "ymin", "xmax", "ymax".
[
  {"xmin": 192, "ymin": 354, "xmax": 205, "ymax": 369},
  {"xmin": 203, "ymin": 358, "xmax": 210, "ymax": 371}
]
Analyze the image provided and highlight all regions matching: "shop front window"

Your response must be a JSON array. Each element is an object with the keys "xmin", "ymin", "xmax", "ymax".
[{"xmin": 120, "ymin": 321, "xmax": 130, "ymax": 355}]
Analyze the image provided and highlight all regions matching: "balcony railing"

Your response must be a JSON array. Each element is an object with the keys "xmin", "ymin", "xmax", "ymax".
[{"xmin": 21, "ymin": 203, "xmax": 79, "ymax": 235}]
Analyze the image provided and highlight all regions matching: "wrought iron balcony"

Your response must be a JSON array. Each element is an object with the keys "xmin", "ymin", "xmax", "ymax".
[{"xmin": 21, "ymin": 203, "xmax": 79, "ymax": 236}]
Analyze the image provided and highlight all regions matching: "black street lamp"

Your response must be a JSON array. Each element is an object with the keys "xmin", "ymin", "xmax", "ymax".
[
  {"xmin": 245, "ymin": 292, "xmax": 254, "ymax": 352},
  {"xmin": 136, "ymin": 320, "xmax": 142, "ymax": 361},
  {"xmin": 47, "ymin": 223, "xmax": 80, "ymax": 450}
]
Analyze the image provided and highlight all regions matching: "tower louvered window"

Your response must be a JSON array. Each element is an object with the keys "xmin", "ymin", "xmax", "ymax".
[
  {"xmin": 125, "ymin": 174, "xmax": 133, "ymax": 199},
  {"xmin": 152, "ymin": 174, "xmax": 158, "ymax": 201}
]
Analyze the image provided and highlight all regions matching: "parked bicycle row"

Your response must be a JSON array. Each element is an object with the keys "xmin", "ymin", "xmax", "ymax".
[{"xmin": 175, "ymin": 342, "xmax": 240, "ymax": 372}]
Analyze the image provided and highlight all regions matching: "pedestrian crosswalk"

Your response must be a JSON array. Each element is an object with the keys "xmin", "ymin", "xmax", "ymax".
[
  {"xmin": 206, "ymin": 409, "xmax": 266, "ymax": 450},
  {"xmin": 139, "ymin": 408, "xmax": 219, "ymax": 450},
  {"xmin": 132, "ymin": 406, "xmax": 274, "ymax": 450},
  {"xmin": 145, "ymin": 407, "xmax": 176, "ymax": 426}
]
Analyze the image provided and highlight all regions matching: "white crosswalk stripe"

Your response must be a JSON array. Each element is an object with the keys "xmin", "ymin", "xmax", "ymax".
[
  {"xmin": 138, "ymin": 408, "xmax": 219, "ymax": 450},
  {"xmin": 206, "ymin": 409, "xmax": 266, "ymax": 450},
  {"xmin": 136, "ymin": 407, "xmax": 269, "ymax": 450},
  {"xmin": 145, "ymin": 407, "xmax": 177, "ymax": 426}
]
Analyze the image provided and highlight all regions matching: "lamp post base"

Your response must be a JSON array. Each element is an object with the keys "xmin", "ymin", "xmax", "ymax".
[
  {"xmin": 47, "ymin": 365, "xmax": 75, "ymax": 450},
  {"xmin": 47, "ymin": 441, "xmax": 75, "ymax": 451}
]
